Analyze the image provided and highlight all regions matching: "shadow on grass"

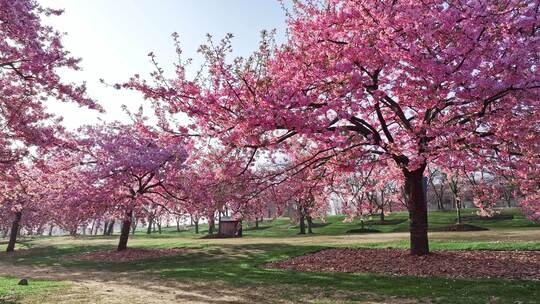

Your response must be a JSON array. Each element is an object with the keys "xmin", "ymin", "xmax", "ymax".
[
  {"xmin": 4, "ymin": 241, "xmax": 539, "ymax": 304},
  {"xmin": 243, "ymin": 226, "xmax": 272, "ymax": 231}
]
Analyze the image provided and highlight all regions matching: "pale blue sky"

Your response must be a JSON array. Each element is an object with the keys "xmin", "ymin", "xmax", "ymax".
[{"xmin": 40, "ymin": 0, "xmax": 288, "ymax": 129}]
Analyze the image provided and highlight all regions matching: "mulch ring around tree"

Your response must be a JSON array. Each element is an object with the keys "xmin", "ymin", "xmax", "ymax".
[
  {"xmin": 365, "ymin": 219, "xmax": 407, "ymax": 225},
  {"xmin": 67, "ymin": 248, "xmax": 190, "ymax": 263},
  {"xmin": 266, "ymin": 248, "xmax": 540, "ymax": 281},
  {"xmin": 432, "ymin": 223, "xmax": 489, "ymax": 232},
  {"xmin": 346, "ymin": 228, "xmax": 381, "ymax": 234}
]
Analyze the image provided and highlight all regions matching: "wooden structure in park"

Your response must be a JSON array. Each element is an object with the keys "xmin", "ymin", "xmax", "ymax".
[{"xmin": 218, "ymin": 217, "xmax": 242, "ymax": 237}]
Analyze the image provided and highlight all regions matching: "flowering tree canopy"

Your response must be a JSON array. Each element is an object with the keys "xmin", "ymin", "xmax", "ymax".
[
  {"xmin": 125, "ymin": 0, "xmax": 540, "ymax": 255},
  {"xmin": 0, "ymin": 0, "xmax": 101, "ymax": 155}
]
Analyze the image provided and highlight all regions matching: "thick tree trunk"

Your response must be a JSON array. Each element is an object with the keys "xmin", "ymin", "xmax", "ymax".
[
  {"xmin": 404, "ymin": 166, "xmax": 429, "ymax": 256},
  {"xmin": 439, "ymin": 184, "xmax": 445, "ymax": 210},
  {"xmin": 117, "ymin": 211, "xmax": 133, "ymax": 251},
  {"xmin": 107, "ymin": 220, "xmax": 115, "ymax": 235},
  {"xmin": 157, "ymin": 222, "xmax": 162, "ymax": 234},
  {"xmin": 103, "ymin": 221, "xmax": 109, "ymax": 235},
  {"xmin": 306, "ymin": 216, "xmax": 313, "ymax": 234},
  {"xmin": 194, "ymin": 219, "xmax": 199, "ymax": 234},
  {"xmin": 456, "ymin": 199, "xmax": 462, "ymax": 224},
  {"xmin": 255, "ymin": 217, "xmax": 259, "ymax": 229},
  {"xmin": 380, "ymin": 209, "xmax": 385, "ymax": 222},
  {"xmin": 146, "ymin": 216, "xmax": 153, "ymax": 234},
  {"xmin": 94, "ymin": 221, "xmax": 100, "ymax": 235},
  {"xmin": 131, "ymin": 217, "xmax": 138, "ymax": 235},
  {"xmin": 6, "ymin": 212, "xmax": 22, "ymax": 253},
  {"xmin": 48, "ymin": 225, "xmax": 54, "ymax": 236},
  {"xmin": 176, "ymin": 218, "xmax": 181, "ymax": 232},
  {"xmin": 298, "ymin": 215, "xmax": 306, "ymax": 234},
  {"xmin": 36, "ymin": 223, "xmax": 45, "ymax": 236},
  {"xmin": 208, "ymin": 213, "xmax": 215, "ymax": 235}
]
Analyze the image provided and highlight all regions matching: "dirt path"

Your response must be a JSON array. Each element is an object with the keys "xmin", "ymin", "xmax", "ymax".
[
  {"xmin": 0, "ymin": 262, "xmax": 413, "ymax": 304},
  {"xmin": 0, "ymin": 262, "xmax": 274, "ymax": 304}
]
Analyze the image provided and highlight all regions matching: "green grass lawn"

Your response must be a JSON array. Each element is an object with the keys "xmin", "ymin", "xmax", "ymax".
[
  {"xmin": 150, "ymin": 207, "xmax": 540, "ymax": 238},
  {"xmin": 0, "ymin": 277, "xmax": 65, "ymax": 303},
  {"xmin": 1, "ymin": 208, "xmax": 539, "ymax": 303},
  {"xmin": 2, "ymin": 238, "xmax": 539, "ymax": 304}
]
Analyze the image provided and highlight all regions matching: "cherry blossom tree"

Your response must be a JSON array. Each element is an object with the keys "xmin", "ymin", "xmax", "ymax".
[
  {"xmin": 77, "ymin": 117, "xmax": 189, "ymax": 251},
  {"xmin": 124, "ymin": 0, "xmax": 540, "ymax": 255},
  {"xmin": 0, "ymin": 164, "xmax": 50, "ymax": 252},
  {"xmin": 0, "ymin": 0, "xmax": 101, "ymax": 240}
]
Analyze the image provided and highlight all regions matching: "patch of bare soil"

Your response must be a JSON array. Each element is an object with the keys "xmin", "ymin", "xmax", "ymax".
[
  {"xmin": 67, "ymin": 248, "xmax": 189, "ymax": 263},
  {"xmin": 266, "ymin": 248, "xmax": 540, "ymax": 281},
  {"xmin": 0, "ymin": 263, "xmax": 415, "ymax": 304}
]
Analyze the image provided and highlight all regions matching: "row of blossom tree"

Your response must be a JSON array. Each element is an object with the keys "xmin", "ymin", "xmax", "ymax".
[{"xmin": 1, "ymin": 0, "xmax": 539, "ymax": 256}]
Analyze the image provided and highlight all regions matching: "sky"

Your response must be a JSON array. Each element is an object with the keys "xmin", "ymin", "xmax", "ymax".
[{"xmin": 39, "ymin": 0, "xmax": 288, "ymax": 129}]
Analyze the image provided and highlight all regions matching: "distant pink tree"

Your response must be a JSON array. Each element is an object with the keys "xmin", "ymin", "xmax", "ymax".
[
  {"xmin": 0, "ymin": 0, "xmax": 100, "ymax": 243},
  {"xmin": 78, "ymin": 118, "xmax": 188, "ymax": 251}
]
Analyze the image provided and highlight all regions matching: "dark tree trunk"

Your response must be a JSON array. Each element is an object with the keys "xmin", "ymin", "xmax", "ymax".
[
  {"xmin": 157, "ymin": 222, "xmax": 162, "ymax": 234},
  {"xmin": 176, "ymin": 218, "xmax": 180, "ymax": 232},
  {"xmin": 456, "ymin": 199, "xmax": 462, "ymax": 224},
  {"xmin": 194, "ymin": 219, "xmax": 199, "ymax": 234},
  {"xmin": 90, "ymin": 221, "xmax": 95, "ymax": 236},
  {"xmin": 6, "ymin": 212, "xmax": 22, "ymax": 253},
  {"xmin": 298, "ymin": 215, "xmax": 306, "ymax": 234},
  {"xmin": 306, "ymin": 216, "xmax": 313, "ymax": 234},
  {"xmin": 404, "ymin": 166, "xmax": 429, "ymax": 256},
  {"xmin": 439, "ymin": 184, "xmax": 446, "ymax": 210},
  {"xmin": 48, "ymin": 225, "xmax": 54, "ymax": 236},
  {"xmin": 102, "ymin": 221, "xmax": 109, "ymax": 235},
  {"xmin": 208, "ymin": 213, "xmax": 215, "ymax": 235},
  {"xmin": 92, "ymin": 220, "xmax": 97, "ymax": 235},
  {"xmin": 208, "ymin": 220, "xmax": 215, "ymax": 235},
  {"xmin": 117, "ymin": 211, "xmax": 132, "ymax": 251},
  {"xmin": 147, "ymin": 215, "xmax": 153, "ymax": 234},
  {"xmin": 107, "ymin": 220, "xmax": 115, "ymax": 236},
  {"xmin": 255, "ymin": 217, "xmax": 259, "ymax": 229},
  {"xmin": 36, "ymin": 223, "xmax": 45, "ymax": 236},
  {"xmin": 380, "ymin": 209, "xmax": 385, "ymax": 221},
  {"xmin": 131, "ymin": 217, "xmax": 137, "ymax": 235}
]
